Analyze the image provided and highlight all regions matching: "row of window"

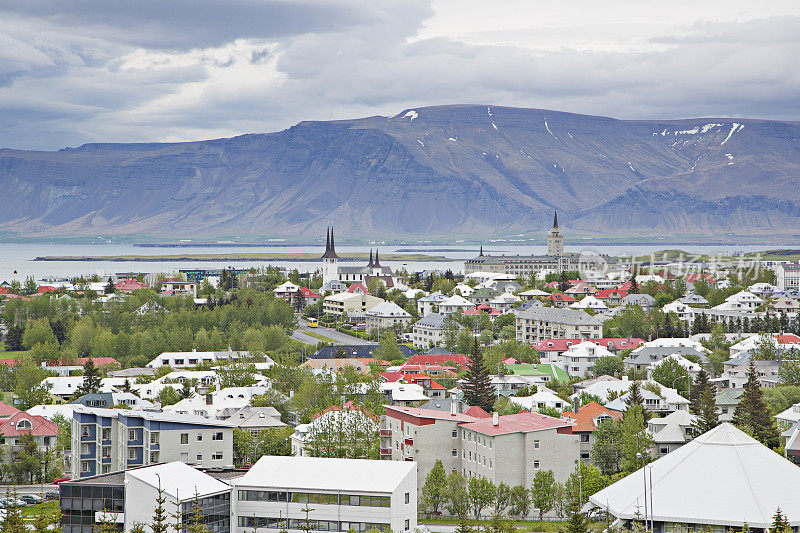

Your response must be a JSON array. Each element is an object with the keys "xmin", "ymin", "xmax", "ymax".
[
  {"xmin": 180, "ymin": 432, "xmax": 224, "ymax": 444},
  {"xmin": 236, "ymin": 517, "xmax": 391, "ymax": 533},
  {"xmin": 237, "ymin": 491, "xmax": 391, "ymax": 507}
]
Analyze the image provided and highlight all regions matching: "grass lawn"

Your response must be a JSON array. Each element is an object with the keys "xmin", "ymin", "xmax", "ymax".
[
  {"xmin": 419, "ymin": 518, "xmax": 597, "ymax": 532},
  {"xmin": 20, "ymin": 500, "xmax": 59, "ymax": 519},
  {"xmin": 302, "ymin": 330, "xmax": 338, "ymax": 343}
]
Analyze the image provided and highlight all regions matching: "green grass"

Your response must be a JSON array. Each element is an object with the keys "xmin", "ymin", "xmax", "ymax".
[
  {"xmin": 302, "ymin": 330, "xmax": 339, "ymax": 343},
  {"xmin": 20, "ymin": 500, "xmax": 58, "ymax": 519}
]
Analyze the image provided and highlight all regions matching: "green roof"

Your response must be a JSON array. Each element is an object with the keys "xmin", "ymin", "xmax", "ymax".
[
  {"xmin": 715, "ymin": 388, "xmax": 745, "ymax": 405},
  {"xmin": 536, "ymin": 363, "xmax": 569, "ymax": 382}
]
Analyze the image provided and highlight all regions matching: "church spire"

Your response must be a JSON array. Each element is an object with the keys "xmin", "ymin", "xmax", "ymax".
[
  {"xmin": 553, "ymin": 210, "xmax": 559, "ymax": 228},
  {"xmin": 367, "ymin": 249, "xmax": 374, "ymax": 268},
  {"xmin": 374, "ymin": 249, "xmax": 381, "ymax": 268},
  {"xmin": 321, "ymin": 226, "xmax": 338, "ymax": 259},
  {"xmin": 479, "ymin": 244, "xmax": 484, "ymax": 257}
]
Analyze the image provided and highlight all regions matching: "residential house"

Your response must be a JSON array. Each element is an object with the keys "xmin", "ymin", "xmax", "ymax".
[
  {"xmin": 365, "ymin": 302, "xmax": 413, "ymax": 333},
  {"xmin": 308, "ymin": 345, "xmax": 414, "ymax": 360},
  {"xmin": 569, "ymin": 295, "xmax": 607, "ymax": 311},
  {"xmin": 678, "ymin": 293, "xmax": 709, "ymax": 306},
  {"xmin": 380, "ymin": 383, "xmax": 430, "ymax": 407},
  {"xmin": 565, "ymin": 282, "xmax": 597, "ymax": 296},
  {"xmin": 560, "ymin": 401, "xmax": 623, "ymax": 463},
  {"xmin": 623, "ymin": 345, "xmax": 707, "ymax": 374},
  {"xmin": 507, "ymin": 386, "xmax": 568, "ymax": 412},
  {"xmin": 146, "ymin": 348, "xmax": 259, "ymax": 368},
  {"xmin": 323, "ymin": 292, "xmax": 384, "ymax": 318},
  {"xmin": 772, "ymin": 295, "xmax": 799, "ymax": 313},
  {"xmin": 488, "ymin": 292, "xmax": 522, "ymax": 313},
  {"xmin": 160, "ymin": 280, "xmax": 197, "ymax": 297},
  {"xmin": 515, "ymin": 306, "xmax": 602, "ymax": 343},
  {"xmin": 417, "ymin": 292, "xmax": 447, "ymax": 316},
  {"xmin": 595, "ymin": 288, "xmax": 627, "ymax": 306},
  {"xmin": 302, "ymin": 357, "xmax": 377, "ymax": 374},
  {"xmin": 224, "ymin": 406, "xmax": 287, "ymax": 434},
  {"xmin": 0, "ymin": 412, "xmax": 57, "ymax": 457},
  {"xmin": 648, "ymin": 410, "xmax": 699, "ymax": 457},
  {"xmin": 604, "ymin": 386, "xmax": 690, "ymax": 415},
  {"xmin": 715, "ymin": 388, "xmax": 744, "ymax": 421},
  {"xmin": 71, "ymin": 392, "xmax": 156, "ymax": 410},
  {"xmin": 517, "ymin": 289, "xmax": 549, "ymax": 301},
  {"xmin": 468, "ymin": 288, "xmax": 499, "ymax": 305},
  {"xmin": 533, "ymin": 338, "xmax": 645, "ymax": 358},
  {"xmin": 544, "ymin": 293, "xmax": 576, "ymax": 308},
  {"xmin": 560, "ymin": 341, "xmax": 615, "ymax": 378},
  {"xmin": 619, "ymin": 294, "xmax": 656, "ymax": 312},
  {"xmin": 164, "ymin": 386, "xmax": 270, "ymax": 419},
  {"xmin": 291, "ymin": 403, "xmax": 378, "ymax": 457},
  {"xmin": 438, "ymin": 295, "xmax": 474, "ymax": 314},
  {"xmin": 411, "ymin": 313, "xmax": 446, "ymax": 350}
]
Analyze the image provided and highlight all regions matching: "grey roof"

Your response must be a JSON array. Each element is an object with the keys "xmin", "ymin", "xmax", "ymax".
[
  {"xmin": 419, "ymin": 398, "xmax": 463, "ymax": 412},
  {"xmin": 624, "ymin": 346, "xmax": 707, "ymax": 365},
  {"xmin": 679, "ymin": 293, "xmax": 709, "ymax": 305},
  {"xmin": 225, "ymin": 406, "xmax": 287, "ymax": 428},
  {"xmin": 715, "ymin": 388, "xmax": 745, "ymax": 406},
  {"xmin": 515, "ymin": 306, "xmax": 602, "ymax": 325},
  {"xmin": 425, "ymin": 347, "xmax": 455, "ymax": 355},
  {"xmin": 72, "ymin": 406, "xmax": 237, "ymax": 427},
  {"xmin": 107, "ymin": 367, "xmax": 156, "ymax": 378},
  {"xmin": 621, "ymin": 294, "xmax": 656, "ymax": 306},
  {"xmin": 413, "ymin": 313, "xmax": 446, "ymax": 329}
]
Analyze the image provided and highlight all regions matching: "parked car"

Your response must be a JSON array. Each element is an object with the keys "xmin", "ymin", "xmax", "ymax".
[
  {"xmin": 45, "ymin": 491, "xmax": 59, "ymax": 501},
  {"xmin": 354, "ymin": 323, "xmax": 366, "ymax": 331},
  {"xmin": 20, "ymin": 495, "xmax": 42, "ymax": 505}
]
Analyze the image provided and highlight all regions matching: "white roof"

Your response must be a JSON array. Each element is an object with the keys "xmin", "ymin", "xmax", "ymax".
[
  {"xmin": 569, "ymin": 295, "xmax": 607, "ymax": 309},
  {"xmin": 647, "ymin": 354, "xmax": 701, "ymax": 373},
  {"xmin": 439, "ymin": 294, "xmax": 473, "ymax": 307},
  {"xmin": 636, "ymin": 337, "xmax": 708, "ymax": 353},
  {"xmin": 366, "ymin": 301, "xmax": 411, "ymax": 318},
  {"xmin": 563, "ymin": 341, "xmax": 614, "ymax": 358},
  {"xmin": 43, "ymin": 376, "xmax": 125, "ymax": 396},
  {"xmin": 517, "ymin": 289, "xmax": 549, "ymax": 297},
  {"xmin": 453, "ymin": 284, "xmax": 474, "ymax": 296},
  {"xmin": 725, "ymin": 290, "xmax": 764, "ymax": 303},
  {"xmin": 776, "ymin": 403, "xmax": 800, "ymax": 424},
  {"xmin": 589, "ymin": 423, "xmax": 800, "ymax": 527},
  {"xmin": 235, "ymin": 456, "xmax": 415, "ymax": 493},
  {"xmin": 507, "ymin": 387, "xmax": 565, "ymax": 410},
  {"xmin": 490, "ymin": 292, "xmax": 521, "ymax": 304},
  {"xmin": 274, "ymin": 281, "xmax": 300, "ymax": 293},
  {"xmin": 27, "ymin": 404, "xmax": 78, "ymax": 420},
  {"xmin": 164, "ymin": 386, "xmax": 269, "ymax": 418},
  {"xmin": 380, "ymin": 382, "xmax": 429, "ymax": 402},
  {"xmin": 126, "ymin": 462, "xmax": 230, "ymax": 500}
]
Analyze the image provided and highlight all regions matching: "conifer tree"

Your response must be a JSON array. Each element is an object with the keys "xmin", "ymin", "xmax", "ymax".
[
  {"xmin": 78, "ymin": 359, "xmax": 102, "ymax": 396},
  {"xmin": 690, "ymin": 369, "xmax": 710, "ymax": 415},
  {"xmin": 564, "ymin": 491, "xmax": 589, "ymax": 533},
  {"xmin": 733, "ymin": 359, "xmax": 780, "ymax": 448},
  {"xmin": 625, "ymin": 381, "xmax": 650, "ymax": 421},
  {"xmin": 771, "ymin": 508, "xmax": 790, "ymax": 533},
  {"xmin": 693, "ymin": 385, "xmax": 719, "ymax": 434},
  {"xmin": 463, "ymin": 339, "xmax": 495, "ymax": 412},
  {"xmin": 150, "ymin": 483, "xmax": 169, "ymax": 533}
]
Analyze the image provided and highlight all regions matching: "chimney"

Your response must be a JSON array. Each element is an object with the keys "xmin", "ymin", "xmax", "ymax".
[
  {"xmin": 492, "ymin": 412, "xmax": 499, "ymax": 426},
  {"xmin": 450, "ymin": 402, "xmax": 457, "ymax": 416},
  {"xmin": 205, "ymin": 393, "xmax": 213, "ymax": 405},
  {"xmin": 622, "ymin": 375, "xmax": 629, "ymax": 382},
  {"xmin": 573, "ymin": 398, "xmax": 580, "ymax": 412}
]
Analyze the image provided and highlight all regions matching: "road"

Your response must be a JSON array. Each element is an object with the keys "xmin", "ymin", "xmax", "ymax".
[
  {"xmin": 292, "ymin": 319, "xmax": 377, "ymax": 346},
  {"xmin": 0, "ymin": 484, "xmax": 57, "ymax": 496}
]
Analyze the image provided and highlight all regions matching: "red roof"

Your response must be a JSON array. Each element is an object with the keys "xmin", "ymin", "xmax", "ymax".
[
  {"xmin": 463, "ymin": 406, "xmax": 492, "ymax": 419},
  {"xmin": 0, "ymin": 401, "xmax": 21, "ymax": 418},
  {"xmin": 777, "ymin": 334, "xmax": 800, "ymax": 344},
  {"xmin": 300, "ymin": 287, "xmax": 320, "ymax": 298},
  {"xmin": 547, "ymin": 293, "xmax": 576, "ymax": 302},
  {"xmin": 617, "ymin": 280, "xmax": 632, "ymax": 290},
  {"xmin": 534, "ymin": 338, "xmax": 645, "ymax": 352},
  {"xmin": 381, "ymin": 371, "xmax": 404, "ymax": 382},
  {"xmin": 0, "ymin": 412, "xmax": 57, "ymax": 437},
  {"xmin": 561, "ymin": 401, "xmax": 623, "ymax": 433},
  {"xmin": 405, "ymin": 353, "xmax": 470, "ymax": 368},
  {"xmin": 685, "ymin": 273, "xmax": 716, "ymax": 284},
  {"xmin": 458, "ymin": 411, "xmax": 573, "ymax": 436},
  {"xmin": 37, "ymin": 286, "xmax": 57, "ymax": 293},
  {"xmin": 596, "ymin": 288, "xmax": 628, "ymax": 299},
  {"xmin": 385, "ymin": 405, "xmax": 481, "ymax": 423},
  {"xmin": 0, "ymin": 287, "xmax": 7, "ymax": 294},
  {"xmin": 347, "ymin": 283, "xmax": 369, "ymax": 294},
  {"xmin": 0, "ymin": 359, "xmax": 21, "ymax": 367},
  {"xmin": 116, "ymin": 280, "xmax": 147, "ymax": 292},
  {"xmin": 404, "ymin": 374, "xmax": 445, "ymax": 389},
  {"xmin": 75, "ymin": 357, "xmax": 120, "ymax": 368}
]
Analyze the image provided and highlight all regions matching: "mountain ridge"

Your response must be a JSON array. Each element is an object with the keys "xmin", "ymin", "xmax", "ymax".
[{"xmin": 3, "ymin": 104, "xmax": 800, "ymax": 239}]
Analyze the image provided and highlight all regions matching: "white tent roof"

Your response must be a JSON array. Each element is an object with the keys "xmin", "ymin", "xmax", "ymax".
[
  {"xmin": 589, "ymin": 423, "xmax": 800, "ymax": 527},
  {"xmin": 126, "ymin": 461, "xmax": 230, "ymax": 501}
]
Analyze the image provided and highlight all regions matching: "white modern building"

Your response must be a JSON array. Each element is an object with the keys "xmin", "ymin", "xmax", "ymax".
[
  {"xmin": 365, "ymin": 302, "xmax": 413, "ymax": 333},
  {"xmin": 776, "ymin": 263, "xmax": 800, "ymax": 292},
  {"xmin": 560, "ymin": 341, "xmax": 615, "ymax": 378},
  {"xmin": 411, "ymin": 313, "xmax": 446, "ymax": 350},
  {"xmin": 515, "ymin": 306, "xmax": 602, "ymax": 343},
  {"xmin": 232, "ymin": 456, "xmax": 417, "ymax": 533},
  {"xmin": 146, "ymin": 348, "xmax": 254, "ymax": 368}
]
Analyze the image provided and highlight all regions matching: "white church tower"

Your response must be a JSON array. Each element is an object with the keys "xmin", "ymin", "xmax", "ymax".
[
  {"xmin": 547, "ymin": 211, "xmax": 564, "ymax": 256},
  {"xmin": 321, "ymin": 226, "xmax": 339, "ymax": 285}
]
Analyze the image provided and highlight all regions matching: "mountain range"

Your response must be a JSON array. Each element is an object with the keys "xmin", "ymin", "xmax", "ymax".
[{"xmin": 2, "ymin": 104, "xmax": 800, "ymax": 240}]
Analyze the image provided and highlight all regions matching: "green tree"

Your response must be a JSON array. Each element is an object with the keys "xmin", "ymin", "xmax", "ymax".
[
  {"xmin": 508, "ymin": 485, "xmax": 531, "ymax": 518},
  {"xmin": 12, "ymin": 356, "xmax": 53, "ymax": 410},
  {"xmin": 565, "ymin": 462, "xmax": 608, "ymax": 508},
  {"xmin": 78, "ymin": 359, "xmax": 102, "ymax": 396},
  {"xmin": 625, "ymin": 381, "xmax": 650, "ymax": 421},
  {"xmin": 563, "ymin": 491, "xmax": 589, "ymax": 533},
  {"xmin": 694, "ymin": 383, "xmax": 720, "ymax": 434},
  {"xmin": 421, "ymin": 460, "xmax": 448, "ymax": 516},
  {"xmin": 733, "ymin": 359, "xmax": 781, "ymax": 448},
  {"xmin": 374, "ymin": 331, "xmax": 404, "ymax": 364},
  {"xmin": 22, "ymin": 319, "xmax": 57, "ymax": 350},
  {"xmin": 690, "ymin": 369, "xmax": 711, "ymax": 415},
  {"xmin": 150, "ymin": 482, "xmax": 169, "ymax": 533},
  {"xmin": 621, "ymin": 405, "xmax": 654, "ymax": 473},
  {"xmin": 1, "ymin": 488, "xmax": 26, "ymax": 533},
  {"xmin": 591, "ymin": 418, "xmax": 623, "ymax": 475},
  {"xmin": 157, "ymin": 387, "xmax": 182, "ymax": 407},
  {"xmin": 530, "ymin": 469, "xmax": 557, "ymax": 521},
  {"xmin": 592, "ymin": 356, "xmax": 623, "ymax": 377},
  {"xmin": 4, "ymin": 324, "xmax": 24, "ymax": 351},
  {"xmin": 468, "ymin": 476, "xmax": 496, "ymax": 520},
  {"xmin": 771, "ymin": 508, "xmax": 790, "ymax": 533},
  {"xmin": 462, "ymin": 339, "xmax": 495, "ymax": 413},
  {"xmin": 445, "ymin": 471, "xmax": 470, "ymax": 519},
  {"xmin": 13, "ymin": 433, "xmax": 42, "ymax": 483},
  {"xmin": 187, "ymin": 495, "xmax": 210, "ymax": 533},
  {"xmin": 651, "ymin": 357, "xmax": 689, "ymax": 396},
  {"xmin": 493, "ymin": 483, "xmax": 511, "ymax": 516}
]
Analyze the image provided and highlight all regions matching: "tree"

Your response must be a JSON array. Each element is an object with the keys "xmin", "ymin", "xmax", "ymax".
[
  {"xmin": 592, "ymin": 356, "xmax": 623, "ymax": 377},
  {"xmin": 565, "ymin": 462, "xmax": 608, "ymax": 508},
  {"xmin": 530, "ymin": 469, "xmax": 557, "ymax": 521},
  {"xmin": 694, "ymin": 383, "xmax": 720, "ymax": 434},
  {"xmin": 563, "ymin": 491, "xmax": 589, "ymax": 533},
  {"xmin": 591, "ymin": 418, "xmax": 623, "ymax": 475},
  {"xmin": 4, "ymin": 324, "xmax": 24, "ymax": 351},
  {"xmin": 651, "ymin": 357, "xmax": 689, "ymax": 396},
  {"xmin": 493, "ymin": 483, "xmax": 511, "ymax": 516},
  {"xmin": 150, "ymin": 482, "xmax": 169, "ymax": 533},
  {"xmin": 733, "ymin": 359, "xmax": 781, "ymax": 448},
  {"xmin": 508, "ymin": 485, "xmax": 530, "ymax": 519},
  {"xmin": 462, "ymin": 339, "xmax": 495, "ymax": 413},
  {"xmin": 690, "ymin": 369, "xmax": 711, "ymax": 415},
  {"xmin": 374, "ymin": 331, "xmax": 404, "ymax": 364},
  {"xmin": 778, "ymin": 350, "xmax": 800, "ymax": 386},
  {"xmin": 1, "ymin": 488, "xmax": 25, "ymax": 533},
  {"xmin": 78, "ymin": 359, "xmax": 101, "ymax": 396},
  {"xmin": 304, "ymin": 406, "xmax": 379, "ymax": 459},
  {"xmin": 468, "ymin": 476, "xmax": 496, "ymax": 520},
  {"xmin": 558, "ymin": 271, "xmax": 570, "ymax": 293},
  {"xmin": 445, "ymin": 471, "xmax": 470, "ymax": 519},
  {"xmin": 187, "ymin": 495, "xmax": 210, "ymax": 533},
  {"xmin": 625, "ymin": 381, "xmax": 650, "ymax": 421},
  {"xmin": 621, "ymin": 405, "xmax": 654, "ymax": 473},
  {"xmin": 771, "ymin": 508, "xmax": 790, "ymax": 533},
  {"xmin": 22, "ymin": 319, "xmax": 57, "ymax": 350},
  {"xmin": 12, "ymin": 356, "xmax": 53, "ymax": 410},
  {"xmin": 421, "ymin": 460, "xmax": 448, "ymax": 516},
  {"xmin": 157, "ymin": 387, "xmax": 181, "ymax": 407},
  {"xmin": 13, "ymin": 434, "xmax": 41, "ymax": 483}
]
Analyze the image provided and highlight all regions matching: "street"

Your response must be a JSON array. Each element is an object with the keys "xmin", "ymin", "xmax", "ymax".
[
  {"xmin": 0, "ymin": 484, "xmax": 57, "ymax": 497},
  {"xmin": 292, "ymin": 317, "xmax": 377, "ymax": 346}
]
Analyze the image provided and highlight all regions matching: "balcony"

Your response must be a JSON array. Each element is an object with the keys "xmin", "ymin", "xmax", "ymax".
[
  {"xmin": 380, "ymin": 448, "xmax": 392, "ymax": 456},
  {"xmin": 380, "ymin": 429, "xmax": 392, "ymax": 437}
]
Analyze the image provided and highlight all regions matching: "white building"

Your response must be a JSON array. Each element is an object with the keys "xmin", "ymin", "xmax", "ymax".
[
  {"xmin": 489, "ymin": 292, "xmax": 522, "ymax": 313},
  {"xmin": 561, "ymin": 341, "xmax": 615, "ymax": 378},
  {"xmin": 515, "ymin": 306, "xmax": 602, "ymax": 343},
  {"xmin": 164, "ymin": 385, "xmax": 271, "ymax": 419},
  {"xmin": 411, "ymin": 313, "xmax": 446, "ymax": 350},
  {"xmin": 438, "ymin": 295, "xmax": 474, "ymax": 314},
  {"xmin": 365, "ymin": 302, "xmax": 413, "ymax": 333},
  {"xmin": 323, "ymin": 292, "xmax": 384, "ymax": 317},
  {"xmin": 416, "ymin": 292, "xmax": 447, "ymax": 316},
  {"xmin": 647, "ymin": 409, "xmax": 699, "ymax": 457},
  {"xmin": 146, "ymin": 348, "xmax": 255, "ymax": 368},
  {"xmin": 569, "ymin": 295, "xmax": 607, "ymax": 311},
  {"xmin": 776, "ymin": 263, "xmax": 800, "ymax": 292},
  {"xmin": 589, "ymin": 423, "xmax": 800, "ymax": 529},
  {"xmin": 232, "ymin": 456, "xmax": 417, "ymax": 533},
  {"xmin": 507, "ymin": 387, "xmax": 568, "ymax": 412}
]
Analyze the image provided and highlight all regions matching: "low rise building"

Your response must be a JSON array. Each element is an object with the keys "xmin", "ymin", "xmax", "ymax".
[
  {"xmin": 515, "ymin": 306, "xmax": 602, "ymax": 343},
  {"xmin": 648, "ymin": 410, "xmax": 699, "ymax": 457},
  {"xmin": 232, "ymin": 456, "xmax": 417, "ymax": 533},
  {"xmin": 71, "ymin": 406, "xmax": 235, "ymax": 478},
  {"xmin": 323, "ymin": 292, "xmax": 384, "ymax": 317},
  {"xmin": 146, "ymin": 348, "xmax": 256, "ymax": 369},
  {"xmin": 411, "ymin": 313, "xmax": 446, "ymax": 350},
  {"xmin": 560, "ymin": 401, "xmax": 623, "ymax": 463},
  {"xmin": 365, "ymin": 302, "xmax": 413, "ymax": 333},
  {"xmin": 776, "ymin": 263, "xmax": 800, "ymax": 292}
]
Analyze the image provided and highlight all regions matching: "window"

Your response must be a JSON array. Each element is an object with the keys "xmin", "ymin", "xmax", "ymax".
[
  {"xmin": 180, "ymin": 433, "xmax": 189, "ymax": 444},
  {"xmin": 101, "ymin": 465, "xmax": 110, "ymax": 474},
  {"xmin": 81, "ymin": 425, "xmax": 91, "ymax": 437},
  {"xmin": 102, "ymin": 446, "xmax": 110, "ymax": 458},
  {"xmin": 212, "ymin": 452, "xmax": 223, "ymax": 460},
  {"xmin": 452, "ymin": 429, "xmax": 458, "ymax": 438},
  {"xmin": 533, "ymin": 461, "xmax": 540, "ymax": 469},
  {"xmin": 580, "ymin": 434, "xmax": 590, "ymax": 443},
  {"xmin": 197, "ymin": 434, "xmax": 203, "ymax": 441},
  {"xmin": 660, "ymin": 447, "xmax": 669, "ymax": 455},
  {"xmin": 102, "ymin": 428, "xmax": 111, "ymax": 440},
  {"xmin": 80, "ymin": 443, "xmax": 90, "ymax": 455},
  {"xmin": 17, "ymin": 419, "xmax": 32, "ymax": 430},
  {"xmin": 452, "ymin": 449, "xmax": 457, "ymax": 457},
  {"xmin": 81, "ymin": 461, "xmax": 90, "ymax": 473},
  {"xmin": 212, "ymin": 432, "xmax": 223, "ymax": 441},
  {"xmin": 533, "ymin": 440, "xmax": 540, "ymax": 450},
  {"xmin": 405, "ymin": 493, "xmax": 409, "ymax": 504},
  {"xmin": 150, "ymin": 452, "xmax": 159, "ymax": 463},
  {"xmin": 405, "ymin": 520, "xmax": 410, "ymax": 531},
  {"xmin": 128, "ymin": 448, "xmax": 136, "ymax": 460},
  {"xmin": 128, "ymin": 429, "xmax": 137, "ymax": 441},
  {"xmin": 150, "ymin": 432, "xmax": 159, "ymax": 444},
  {"xmin": 197, "ymin": 454, "xmax": 203, "ymax": 461}
]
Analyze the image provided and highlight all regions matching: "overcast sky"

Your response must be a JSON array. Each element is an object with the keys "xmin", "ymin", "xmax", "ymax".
[{"xmin": 1, "ymin": 0, "xmax": 799, "ymax": 150}]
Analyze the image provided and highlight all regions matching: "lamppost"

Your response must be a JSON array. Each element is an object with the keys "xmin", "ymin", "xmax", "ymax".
[
  {"xmin": 636, "ymin": 453, "xmax": 648, "ymax": 532},
  {"xmin": 672, "ymin": 374, "xmax": 690, "ymax": 398}
]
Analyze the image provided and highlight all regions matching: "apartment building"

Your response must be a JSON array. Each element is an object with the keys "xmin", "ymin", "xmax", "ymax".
[
  {"xmin": 382, "ymin": 405, "xmax": 579, "ymax": 487},
  {"xmin": 515, "ymin": 306, "xmax": 602, "ymax": 343},
  {"xmin": 411, "ymin": 313, "xmax": 446, "ymax": 350},
  {"xmin": 71, "ymin": 406, "xmax": 235, "ymax": 478},
  {"xmin": 232, "ymin": 456, "xmax": 417, "ymax": 533},
  {"xmin": 323, "ymin": 292, "xmax": 384, "ymax": 317},
  {"xmin": 776, "ymin": 263, "xmax": 800, "ymax": 292}
]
